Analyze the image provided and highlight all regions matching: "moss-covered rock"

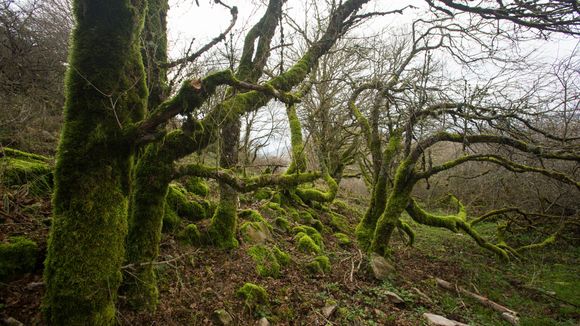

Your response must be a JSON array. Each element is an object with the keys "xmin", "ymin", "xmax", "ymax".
[
  {"xmin": 247, "ymin": 245, "xmax": 281, "ymax": 278},
  {"xmin": 239, "ymin": 209, "xmax": 272, "ymax": 230},
  {"xmin": 293, "ymin": 225, "xmax": 323, "ymax": 247},
  {"xmin": 310, "ymin": 219, "xmax": 324, "ymax": 232},
  {"xmin": 330, "ymin": 212, "xmax": 350, "ymax": 233},
  {"xmin": 254, "ymin": 188, "xmax": 273, "ymax": 201},
  {"xmin": 296, "ymin": 234, "xmax": 321, "ymax": 254},
  {"xmin": 306, "ymin": 255, "xmax": 331, "ymax": 274},
  {"xmin": 184, "ymin": 176, "xmax": 209, "ymax": 197},
  {"xmin": 0, "ymin": 155, "xmax": 53, "ymax": 196},
  {"xmin": 166, "ymin": 183, "xmax": 208, "ymax": 221},
  {"xmin": 333, "ymin": 232, "xmax": 351, "ymax": 246},
  {"xmin": 266, "ymin": 201, "xmax": 286, "ymax": 213},
  {"xmin": 298, "ymin": 210, "xmax": 314, "ymax": 224},
  {"xmin": 240, "ymin": 221, "xmax": 271, "ymax": 244},
  {"xmin": 237, "ymin": 283, "xmax": 269, "ymax": 311},
  {"xmin": 162, "ymin": 205, "xmax": 181, "ymax": 233},
  {"xmin": 177, "ymin": 224, "xmax": 203, "ymax": 246},
  {"xmin": 272, "ymin": 246, "xmax": 290, "ymax": 266},
  {"xmin": 0, "ymin": 236, "xmax": 38, "ymax": 281},
  {"xmin": 273, "ymin": 217, "xmax": 290, "ymax": 233}
]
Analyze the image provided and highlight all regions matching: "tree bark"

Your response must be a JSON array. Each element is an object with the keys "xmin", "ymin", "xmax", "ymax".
[{"xmin": 43, "ymin": 0, "xmax": 147, "ymax": 323}]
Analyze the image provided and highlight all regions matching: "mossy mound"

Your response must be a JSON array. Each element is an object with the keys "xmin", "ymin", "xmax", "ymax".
[
  {"xmin": 0, "ymin": 148, "xmax": 53, "ymax": 195},
  {"xmin": 296, "ymin": 234, "xmax": 321, "ymax": 254},
  {"xmin": 178, "ymin": 224, "xmax": 203, "ymax": 246},
  {"xmin": 184, "ymin": 176, "xmax": 209, "ymax": 197},
  {"xmin": 306, "ymin": 255, "xmax": 331, "ymax": 274},
  {"xmin": 333, "ymin": 232, "xmax": 351, "ymax": 246},
  {"xmin": 273, "ymin": 217, "xmax": 290, "ymax": 233},
  {"xmin": 239, "ymin": 209, "xmax": 272, "ymax": 230},
  {"xmin": 247, "ymin": 245, "xmax": 290, "ymax": 278},
  {"xmin": 162, "ymin": 205, "xmax": 181, "ymax": 233},
  {"xmin": 272, "ymin": 246, "xmax": 291, "ymax": 265},
  {"xmin": 293, "ymin": 225, "xmax": 324, "ymax": 247},
  {"xmin": 0, "ymin": 236, "xmax": 39, "ymax": 281},
  {"xmin": 254, "ymin": 188, "xmax": 273, "ymax": 201},
  {"xmin": 166, "ymin": 183, "xmax": 210, "ymax": 222},
  {"xmin": 240, "ymin": 221, "xmax": 272, "ymax": 244},
  {"xmin": 329, "ymin": 212, "xmax": 350, "ymax": 233},
  {"xmin": 265, "ymin": 201, "xmax": 286, "ymax": 214},
  {"xmin": 237, "ymin": 282, "xmax": 269, "ymax": 312}
]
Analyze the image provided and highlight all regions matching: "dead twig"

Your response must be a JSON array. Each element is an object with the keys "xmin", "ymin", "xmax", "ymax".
[{"xmin": 436, "ymin": 278, "xmax": 519, "ymax": 325}]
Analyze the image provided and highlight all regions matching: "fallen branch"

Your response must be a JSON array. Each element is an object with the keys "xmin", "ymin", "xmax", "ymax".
[{"xmin": 436, "ymin": 278, "xmax": 519, "ymax": 325}]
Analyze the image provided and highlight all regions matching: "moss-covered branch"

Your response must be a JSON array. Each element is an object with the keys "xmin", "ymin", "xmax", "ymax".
[
  {"xmin": 0, "ymin": 147, "xmax": 52, "ymax": 163},
  {"xmin": 405, "ymin": 197, "xmax": 509, "ymax": 260},
  {"xmin": 295, "ymin": 169, "xmax": 339, "ymax": 203},
  {"xmin": 285, "ymin": 103, "xmax": 307, "ymax": 174},
  {"xmin": 134, "ymin": 70, "xmax": 235, "ymax": 138},
  {"xmin": 174, "ymin": 163, "xmax": 321, "ymax": 193}
]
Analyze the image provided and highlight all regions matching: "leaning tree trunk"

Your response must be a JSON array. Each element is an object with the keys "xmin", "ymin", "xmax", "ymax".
[
  {"xmin": 370, "ymin": 159, "xmax": 415, "ymax": 256},
  {"xmin": 355, "ymin": 135, "xmax": 401, "ymax": 250},
  {"xmin": 43, "ymin": 0, "xmax": 147, "ymax": 324}
]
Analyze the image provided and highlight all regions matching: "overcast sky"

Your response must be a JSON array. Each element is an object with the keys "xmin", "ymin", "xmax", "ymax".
[{"xmin": 165, "ymin": 0, "xmax": 579, "ymax": 157}]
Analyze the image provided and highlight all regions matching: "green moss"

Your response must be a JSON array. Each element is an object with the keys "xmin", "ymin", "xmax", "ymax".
[
  {"xmin": 0, "ymin": 237, "xmax": 38, "ymax": 281},
  {"xmin": 293, "ymin": 225, "xmax": 323, "ymax": 248},
  {"xmin": 241, "ymin": 220, "xmax": 273, "ymax": 247},
  {"xmin": 406, "ymin": 198, "xmax": 509, "ymax": 260},
  {"xmin": 330, "ymin": 212, "xmax": 350, "ymax": 233},
  {"xmin": 1, "ymin": 147, "xmax": 51, "ymax": 162},
  {"xmin": 296, "ymin": 234, "xmax": 321, "ymax": 254},
  {"xmin": 285, "ymin": 103, "xmax": 307, "ymax": 174},
  {"xmin": 254, "ymin": 188, "xmax": 273, "ymax": 201},
  {"xmin": 273, "ymin": 217, "xmax": 290, "ymax": 232},
  {"xmin": 333, "ymin": 233, "xmax": 351, "ymax": 246},
  {"xmin": 355, "ymin": 135, "xmax": 402, "ymax": 251},
  {"xmin": 299, "ymin": 210, "xmax": 314, "ymax": 224},
  {"xmin": 162, "ymin": 205, "xmax": 181, "ymax": 233},
  {"xmin": 237, "ymin": 283, "xmax": 269, "ymax": 310},
  {"xmin": 42, "ymin": 0, "xmax": 149, "ymax": 322},
  {"xmin": 166, "ymin": 183, "xmax": 208, "ymax": 221},
  {"xmin": 248, "ymin": 245, "xmax": 281, "ymax": 278},
  {"xmin": 306, "ymin": 255, "xmax": 331, "ymax": 274},
  {"xmin": 355, "ymin": 222, "xmax": 375, "ymax": 252},
  {"xmin": 311, "ymin": 219, "xmax": 324, "ymax": 232},
  {"xmin": 239, "ymin": 209, "xmax": 272, "ymax": 230},
  {"xmin": 0, "ymin": 157, "xmax": 53, "ymax": 195},
  {"xmin": 206, "ymin": 186, "xmax": 239, "ymax": 249},
  {"xmin": 266, "ymin": 201, "xmax": 286, "ymax": 213},
  {"xmin": 273, "ymin": 246, "xmax": 291, "ymax": 265},
  {"xmin": 178, "ymin": 224, "xmax": 203, "ymax": 246},
  {"xmin": 124, "ymin": 141, "xmax": 173, "ymax": 312},
  {"xmin": 397, "ymin": 221, "xmax": 415, "ymax": 246},
  {"xmin": 295, "ymin": 172, "xmax": 338, "ymax": 204},
  {"xmin": 184, "ymin": 176, "xmax": 209, "ymax": 197}
]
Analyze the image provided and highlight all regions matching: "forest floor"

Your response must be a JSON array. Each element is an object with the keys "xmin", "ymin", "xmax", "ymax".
[{"xmin": 0, "ymin": 185, "xmax": 578, "ymax": 326}]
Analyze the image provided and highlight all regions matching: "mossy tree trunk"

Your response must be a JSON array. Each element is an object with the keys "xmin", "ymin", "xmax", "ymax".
[
  {"xmin": 208, "ymin": 0, "xmax": 283, "ymax": 248},
  {"xmin": 123, "ymin": 0, "xmax": 170, "ymax": 311},
  {"xmin": 355, "ymin": 134, "xmax": 402, "ymax": 250},
  {"xmin": 43, "ymin": 0, "xmax": 147, "ymax": 324}
]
